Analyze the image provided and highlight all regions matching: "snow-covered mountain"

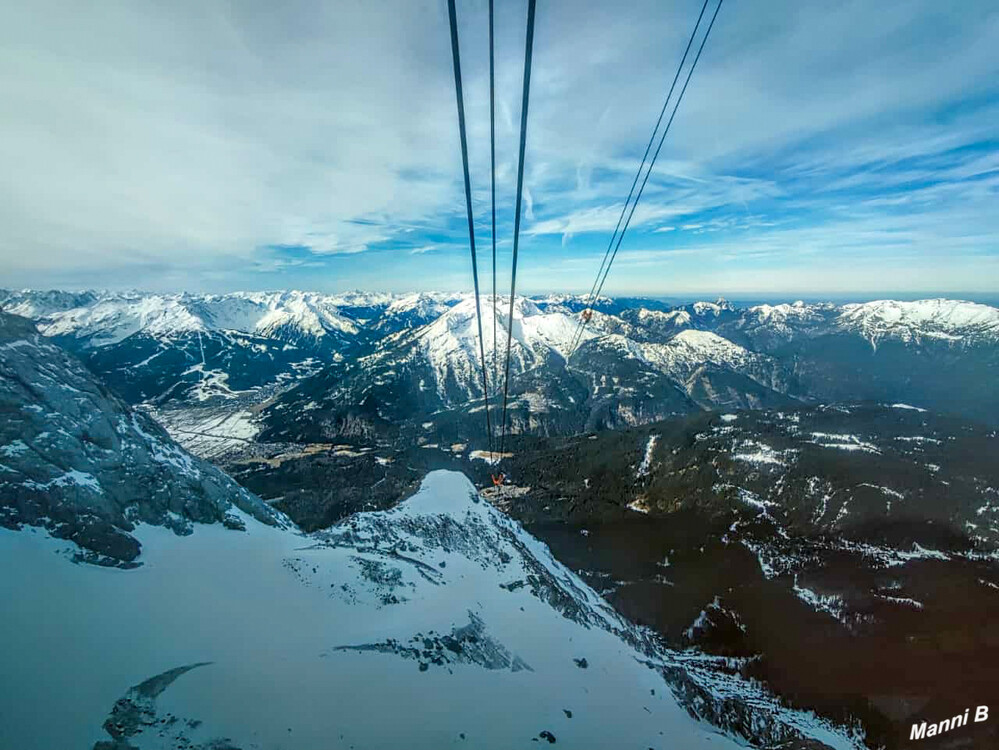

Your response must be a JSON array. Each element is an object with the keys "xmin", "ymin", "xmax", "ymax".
[
  {"xmin": 0, "ymin": 288, "xmax": 107, "ymax": 318},
  {"xmin": 0, "ymin": 469, "xmax": 861, "ymax": 750},
  {"xmin": 633, "ymin": 329, "xmax": 789, "ymax": 391},
  {"xmin": 418, "ymin": 297, "xmax": 594, "ymax": 392},
  {"xmin": 368, "ymin": 291, "xmax": 468, "ymax": 335},
  {"xmin": 6, "ymin": 289, "xmax": 999, "ymax": 425},
  {"xmin": 262, "ymin": 296, "xmax": 801, "ymax": 445},
  {"xmin": 269, "ymin": 292, "xmax": 999, "ymax": 448},
  {"xmin": 723, "ymin": 301, "xmax": 840, "ymax": 349},
  {"xmin": 259, "ymin": 296, "xmax": 613, "ymax": 442},
  {"xmin": 530, "ymin": 293, "xmax": 617, "ymax": 314},
  {"xmin": 19, "ymin": 290, "xmax": 360, "ymax": 349},
  {"xmin": 723, "ymin": 298, "xmax": 999, "ymax": 352},
  {"xmin": 0, "ymin": 290, "xmax": 369, "ymax": 406},
  {"xmin": 319, "ymin": 289, "xmax": 397, "ymax": 320},
  {"xmin": 0, "ymin": 312, "xmax": 282, "ymax": 566},
  {"xmin": 750, "ymin": 299, "xmax": 999, "ymax": 423},
  {"xmin": 836, "ymin": 298, "xmax": 999, "ymax": 346}
]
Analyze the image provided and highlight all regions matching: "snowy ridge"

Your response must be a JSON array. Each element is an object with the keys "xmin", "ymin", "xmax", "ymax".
[
  {"xmin": 41, "ymin": 294, "xmax": 209, "ymax": 346},
  {"xmin": 738, "ymin": 300, "xmax": 838, "ymax": 342},
  {"xmin": 635, "ymin": 307, "xmax": 693, "ymax": 327},
  {"xmin": 11, "ymin": 289, "xmax": 999, "ymax": 423},
  {"xmin": 837, "ymin": 298, "xmax": 999, "ymax": 345},
  {"xmin": 7, "ymin": 289, "xmax": 997, "ymax": 351},
  {"xmin": 15, "ymin": 290, "xmax": 360, "ymax": 348},
  {"xmin": 418, "ymin": 296, "xmax": 596, "ymax": 399}
]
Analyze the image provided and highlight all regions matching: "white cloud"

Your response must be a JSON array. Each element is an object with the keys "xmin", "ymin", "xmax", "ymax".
[{"xmin": 0, "ymin": 0, "xmax": 997, "ymax": 293}]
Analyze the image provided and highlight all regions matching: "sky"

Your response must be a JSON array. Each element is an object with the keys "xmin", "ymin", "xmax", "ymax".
[{"xmin": 1, "ymin": 0, "xmax": 997, "ymax": 297}]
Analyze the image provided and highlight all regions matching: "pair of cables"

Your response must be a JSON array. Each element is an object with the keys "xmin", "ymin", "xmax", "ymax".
[
  {"xmin": 567, "ymin": 0, "xmax": 724, "ymax": 359},
  {"xmin": 446, "ymin": 0, "xmax": 536, "ymax": 459}
]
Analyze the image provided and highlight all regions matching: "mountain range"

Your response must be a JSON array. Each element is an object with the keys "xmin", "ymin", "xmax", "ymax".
[
  {"xmin": 5, "ymin": 289, "xmax": 996, "ymax": 439},
  {"xmin": 0, "ymin": 307, "xmax": 866, "ymax": 750},
  {"xmin": 257, "ymin": 294, "xmax": 999, "ymax": 448},
  {"xmin": 3, "ymin": 287, "xmax": 998, "ymax": 748}
]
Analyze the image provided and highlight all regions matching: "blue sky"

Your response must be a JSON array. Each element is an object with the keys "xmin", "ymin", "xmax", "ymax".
[{"xmin": 1, "ymin": 0, "xmax": 997, "ymax": 296}]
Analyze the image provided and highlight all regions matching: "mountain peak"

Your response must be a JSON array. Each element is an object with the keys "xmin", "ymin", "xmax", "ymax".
[
  {"xmin": 690, "ymin": 299, "xmax": 736, "ymax": 317},
  {"xmin": 378, "ymin": 470, "xmax": 484, "ymax": 518}
]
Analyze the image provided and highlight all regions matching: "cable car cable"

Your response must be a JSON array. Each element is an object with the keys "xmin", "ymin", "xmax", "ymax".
[
  {"xmin": 498, "ymin": 0, "xmax": 537, "ymax": 459},
  {"xmin": 567, "ymin": 0, "xmax": 710, "ymax": 358},
  {"xmin": 447, "ymin": 0, "xmax": 494, "ymax": 455},
  {"xmin": 587, "ymin": 0, "xmax": 723, "ymax": 324},
  {"xmin": 568, "ymin": 0, "xmax": 721, "ymax": 358},
  {"xmin": 489, "ymin": 0, "xmax": 499, "ymax": 403}
]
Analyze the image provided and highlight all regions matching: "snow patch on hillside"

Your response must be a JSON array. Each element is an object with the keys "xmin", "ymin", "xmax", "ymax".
[{"xmin": 637, "ymin": 434, "xmax": 658, "ymax": 477}]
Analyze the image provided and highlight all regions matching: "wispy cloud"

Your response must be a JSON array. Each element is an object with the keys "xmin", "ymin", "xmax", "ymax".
[{"xmin": 0, "ymin": 0, "xmax": 997, "ymax": 293}]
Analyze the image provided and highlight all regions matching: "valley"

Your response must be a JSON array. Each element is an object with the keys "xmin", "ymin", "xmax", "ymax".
[
  {"xmin": 4, "ymin": 4, "xmax": 997, "ymax": 749},
  {"xmin": 3, "ymin": 290, "xmax": 999, "ymax": 749}
]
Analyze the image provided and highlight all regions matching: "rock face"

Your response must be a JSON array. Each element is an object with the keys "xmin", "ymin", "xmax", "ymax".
[{"xmin": 0, "ymin": 312, "xmax": 283, "ymax": 565}]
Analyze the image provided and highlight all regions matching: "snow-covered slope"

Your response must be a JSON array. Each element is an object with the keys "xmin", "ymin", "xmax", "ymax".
[
  {"xmin": 638, "ymin": 329, "xmax": 780, "ymax": 383},
  {"xmin": 30, "ymin": 290, "xmax": 360, "ymax": 349},
  {"xmin": 836, "ymin": 298, "xmax": 999, "ymax": 346},
  {"xmin": 0, "ymin": 470, "xmax": 859, "ymax": 750}
]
